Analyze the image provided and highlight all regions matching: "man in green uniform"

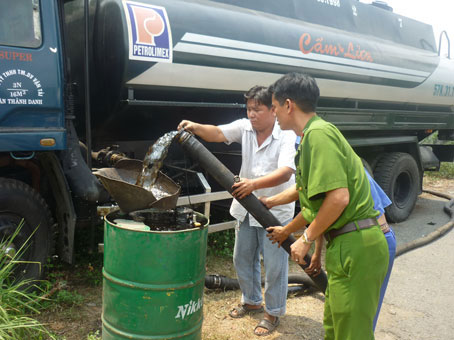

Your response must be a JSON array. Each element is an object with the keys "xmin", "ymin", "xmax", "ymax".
[{"xmin": 266, "ymin": 73, "xmax": 389, "ymax": 340}]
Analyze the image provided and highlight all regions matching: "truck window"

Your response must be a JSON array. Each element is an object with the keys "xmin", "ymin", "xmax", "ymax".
[{"xmin": 0, "ymin": 0, "xmax": 42, "ymax": 48}]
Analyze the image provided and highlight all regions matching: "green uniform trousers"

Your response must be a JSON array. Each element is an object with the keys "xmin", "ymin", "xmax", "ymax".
[{"xmin": 323, "ymin": 225, "xmax": 389, "ymax": 340}]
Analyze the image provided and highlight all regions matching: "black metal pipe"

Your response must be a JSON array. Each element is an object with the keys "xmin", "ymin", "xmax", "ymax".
[
  {"xmin": 84, "ymin": 0, "xmax": 92, "ymax": 169},
  {"xmin": 177, "ymin": 131, "xmax": 327, "ymax": 293}
]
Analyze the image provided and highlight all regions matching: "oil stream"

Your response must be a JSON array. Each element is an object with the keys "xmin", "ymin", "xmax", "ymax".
[
  {"xmin": 135, "ymin": 130, "xmax": 179, "ymax": 191},
  {"xmin": 131, "ymin": 130, "xmax": 205, "ymax": 231}
]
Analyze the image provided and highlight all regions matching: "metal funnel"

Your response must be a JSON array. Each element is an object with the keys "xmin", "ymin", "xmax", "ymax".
[{"xmin": 94, "ymin": 159, "xmax": 180, "ymax": 213}]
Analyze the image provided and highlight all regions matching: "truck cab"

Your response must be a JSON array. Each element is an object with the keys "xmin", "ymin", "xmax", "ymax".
[
  {"xmin": 0, "ymin": 0, "xmax": 69, "ymax": 281},
  {"xmin": 0, "ymin": 0, "xmax": 65, "ymax": 152}
]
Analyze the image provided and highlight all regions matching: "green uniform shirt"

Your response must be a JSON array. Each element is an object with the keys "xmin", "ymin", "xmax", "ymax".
[{"xmin": 295, "ymin": 116, "xmax": 378, "ymax": 231}]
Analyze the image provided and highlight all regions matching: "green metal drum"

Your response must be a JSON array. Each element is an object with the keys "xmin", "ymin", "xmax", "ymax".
[{"xmin": 102, "ymin": 210, "xmax": 208, "ymax": 340}]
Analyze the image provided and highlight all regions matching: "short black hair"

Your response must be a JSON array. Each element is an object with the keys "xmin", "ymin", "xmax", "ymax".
[
  {"xmin": 269, "ymin": 73, "xmax": 320, "ymax": 112},
  {"xmin": 244, "ymin": 85, "xmax": 272, "ymax": 109}
]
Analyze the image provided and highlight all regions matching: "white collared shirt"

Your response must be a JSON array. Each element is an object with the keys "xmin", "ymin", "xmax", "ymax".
[{"xmin": 219, "ymin": 118, "xmax": 296, "ymax": 226}]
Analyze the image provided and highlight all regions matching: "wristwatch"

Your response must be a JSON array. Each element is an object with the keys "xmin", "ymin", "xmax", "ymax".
[{"xmin": 302, "ymin": 229, "xmax": 314, "ymax": 244}]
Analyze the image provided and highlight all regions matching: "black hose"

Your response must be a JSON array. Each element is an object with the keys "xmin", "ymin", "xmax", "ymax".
[
  {"xmin": 396, "ymin": 190, "xmax": 454, "ymax": 257},
  {"xmin": 287, "ymin": 274, "xmax": 316, "ymax": 287},
  {"xmin": 177, "ymin": 131, "xmax": 328, "ymax": 293},
  {"xmin": 205, "ymin": 274, "xmax": 240, "ymax": 290},
  {"xmin": 60, "ymin": 120, "xmax": 110, "ymax": 202},
  {"xmin": 205, "ymin": 274, "xmax": 316, "ymax": 293}
]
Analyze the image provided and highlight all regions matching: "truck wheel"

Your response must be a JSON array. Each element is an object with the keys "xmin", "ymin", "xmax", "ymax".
[
  {"xmin": 0, "ymin": 178, "xmax": 55, "ymax": 282},
  {"xmin": 366, "ymin": 153, "xmax": 385, "ymax": 173},
  {"xmin": 361, "ymin": 158, "xmax": 374, "ymax": 177},
  {"xmin": 373, "ymin": 152, "xmax": 420, "ymax": 223}
]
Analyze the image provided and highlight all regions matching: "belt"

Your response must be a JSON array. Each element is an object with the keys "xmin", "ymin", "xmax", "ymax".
[
  {"xmin": 380, "ymin": 222, "xmax": 390, "ymax": 234},
  {"xmin": 325, "ymin": 218, "xmax": 379, "ymax": 241}
]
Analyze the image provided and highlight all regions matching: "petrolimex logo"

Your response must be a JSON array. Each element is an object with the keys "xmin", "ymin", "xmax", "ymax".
[{"xmin": 123, "ymin": 1, "xmax": 173, "ymax": 62}]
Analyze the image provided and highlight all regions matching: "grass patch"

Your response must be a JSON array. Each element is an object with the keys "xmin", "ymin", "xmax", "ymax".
[
  {"xmin": 87, "ymin": 330, "xmax": 101, "ymax": 340},
  {"xmin": 0, "ymin": 224, "xmax": 57, "ymax": 340},
  {"xmin": 421, "ymin": 131, "xmax": 454, "ymax": 179},
  {"xmin": 44, "ymin": 222, "xmax": 103, "ymax": 289},
  {"xmin": 40, "ymin": 225, "xmax": 103, "ymax": 319},
  {"xmin": 207, "ymin": 228, "xmax": 235, "ymax": 257},
  {"xmin": 425, "ymin": 162, "xmax": 454, "ymax": 179},
  {"xmin": 53, "ymin": 289, "xmax": 84, "ymax": 306}
]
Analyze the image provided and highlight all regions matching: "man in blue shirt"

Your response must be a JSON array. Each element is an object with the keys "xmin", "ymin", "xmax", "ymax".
[{"xmin": 365, "ymin": 169, "xmax": 396, "ymax": 330}]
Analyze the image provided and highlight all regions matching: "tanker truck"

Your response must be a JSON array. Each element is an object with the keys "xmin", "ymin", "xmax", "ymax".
[{"xmin": 1, "ymin": 0, "xmax": 453, "ymax": 281}]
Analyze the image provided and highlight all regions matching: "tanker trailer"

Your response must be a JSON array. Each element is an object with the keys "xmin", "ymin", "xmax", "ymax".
[
  {"xmin": 1, "ymin": 0, "xmax": 453, "ymax": 279},
  {"xmin": 69, "ymin": 0, "xmax": 453, "ymax": 222}
]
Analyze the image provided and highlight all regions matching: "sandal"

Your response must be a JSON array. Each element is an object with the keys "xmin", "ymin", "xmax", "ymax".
[
  {"xmin": 254, "ymin": 317, "xmax": 280, "ymax": 336},
  {"xmin": 229, "ymin": 304, "xmax": 264, "ymax": 318}
]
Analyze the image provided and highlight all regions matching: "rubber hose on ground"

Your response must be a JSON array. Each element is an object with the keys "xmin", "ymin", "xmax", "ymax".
[
  {"xmin": 396, "ymin": 190, "xmax": 454, "ymax": 257},
  {"xmin": 205, "ymin": 274, "xmax": 316, "ymax": 291}
]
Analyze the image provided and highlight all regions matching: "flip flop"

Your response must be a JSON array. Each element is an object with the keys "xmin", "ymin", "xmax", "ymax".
[
  {"xmin": 254, "ymin": 317, "xmax": 280, "ymax": 336},
  {"xmin": 229, "ymin": 304, "xmax": 264, "ymax": 318}
]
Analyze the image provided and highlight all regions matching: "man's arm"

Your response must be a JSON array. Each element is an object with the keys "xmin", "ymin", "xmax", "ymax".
[
  {"xmin": 178, "ymin": 120, "xmax": 227, "ymax": 143},
  {"xmin": 259, "ymin": 184, "xmax": 299, "ymax": 208},
  {"xmin": 232, "ymin": 166, "xmax": 294, "ymax": 199},
  {"xmin": 290, "ymin": 187, "xmax": 349, "ymax": 263},
  {"xmin": 305, "ymin": 187, "xmax": 349, "ymax": 241},
  {"xmin": 266, "ymin": 211, "xmax": 308, "ymax": 246}
]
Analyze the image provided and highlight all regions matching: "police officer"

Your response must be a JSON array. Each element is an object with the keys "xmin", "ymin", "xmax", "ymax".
[{"xmin": 267, "ymin": 73, "xmax": 388, "ymax": 340}]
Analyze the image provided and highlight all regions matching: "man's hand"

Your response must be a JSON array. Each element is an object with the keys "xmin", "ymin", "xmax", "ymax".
[
  {"xmin": 258, "ymin": 196, "xmax": 273, "ymax": 209},
  {"xmin": 266, "ymin": 226, "xmax": 290, "ymax": 247},
  {"xmin": 176, "ymin": 120, "xmax": 226, "ymax": 143},
  {"xmin": 177, "ymin": 120, "xmax": 198, "ymax": 133},
  {"xmin": 290, "ymin": 237, "xmax": 311, "ymax": 265},
  {"xmin": 304, "ymin": 252, "xmax": 322, "ymax": 276},
  {"xmin": 231, "ymin": 178, "xmax": 256, "ymax": 199}
]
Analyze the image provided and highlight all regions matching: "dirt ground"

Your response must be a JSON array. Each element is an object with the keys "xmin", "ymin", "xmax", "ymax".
[
  {"xmin": 202, "ymin": 259, "xmax": 326, "ymax": 340},
  {"xmin": 37, "ymin": 176, "xmax": 454, "ymax": 340}
]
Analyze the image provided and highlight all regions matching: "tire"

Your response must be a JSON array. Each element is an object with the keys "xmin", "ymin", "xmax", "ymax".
[
  {"xmin": 365, "ymin": 153, "xmax": 385, "ymax": 174},
  {"xmin": 0, "ymin": 178, "xmax": 55, "ymax": 282},
  {"xmin": 361, "ymin": 158, "xmax": 374, "ymax": 178},
  {"xmin": 373, "ymin": 152, "xmax": 420, "ymax": 223}
]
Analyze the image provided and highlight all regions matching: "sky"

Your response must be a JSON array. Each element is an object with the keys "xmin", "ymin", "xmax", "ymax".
[{"xmin": 365, "ymin": 0, "xmax": 453, "ymax": 56}]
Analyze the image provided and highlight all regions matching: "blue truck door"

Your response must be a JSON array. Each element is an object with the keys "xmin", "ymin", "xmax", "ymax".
[{"xmin": 0, "ymin": 0, "xmax": 65, "ymax": 152}]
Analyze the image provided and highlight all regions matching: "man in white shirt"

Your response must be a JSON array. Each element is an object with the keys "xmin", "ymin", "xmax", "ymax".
[{"xmin": 178, "ymin": 86, "xmax": 296, "ymax": 336}]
